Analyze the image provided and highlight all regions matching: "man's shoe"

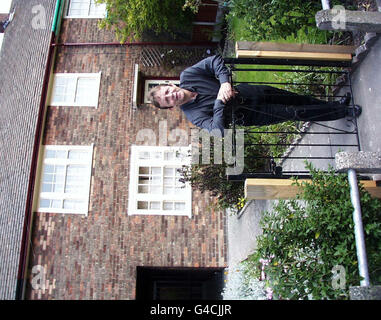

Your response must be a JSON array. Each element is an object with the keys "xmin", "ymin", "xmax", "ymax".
[
  {"xmin": 339, "ymin": 92, "xmax": 351, "ymax": 105},
  {"xmin": 346, "ymin": 105, "xmax": 362, "ymax": 118}
]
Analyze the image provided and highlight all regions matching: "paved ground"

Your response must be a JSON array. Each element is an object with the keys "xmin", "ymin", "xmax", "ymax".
[{"xmin": 227, "ymin": 36, "xmax": 381, "ymax": 269}]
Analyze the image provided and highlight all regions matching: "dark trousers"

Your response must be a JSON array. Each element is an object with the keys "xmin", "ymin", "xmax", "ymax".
[{"xmin": 230, "ymin": 83, "xmax": 347, "ymax": 126}]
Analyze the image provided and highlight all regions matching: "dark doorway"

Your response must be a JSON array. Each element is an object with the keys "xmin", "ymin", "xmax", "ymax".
[{"xmin": 136, "ymin": 267, "xmax": 225, "ymax": 300}]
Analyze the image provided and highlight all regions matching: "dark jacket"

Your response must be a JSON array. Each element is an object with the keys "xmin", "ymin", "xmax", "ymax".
[{"xmin": 179, "ymin": 55, "xmax": 231, "ymax": 137}]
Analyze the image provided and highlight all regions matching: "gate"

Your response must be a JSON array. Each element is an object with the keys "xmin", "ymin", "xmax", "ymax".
[{"xmin": 223, "ymin": 54, "xmax": 361, "ymax": 181}]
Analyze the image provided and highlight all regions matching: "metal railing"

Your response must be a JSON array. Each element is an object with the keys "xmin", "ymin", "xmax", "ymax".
[{"xmin": 224, "ymin": 57, "xmax": 361, "ymax": 180}]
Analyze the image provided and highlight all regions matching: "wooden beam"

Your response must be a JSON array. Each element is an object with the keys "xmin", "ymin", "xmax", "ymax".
[
  {"xmin": 236, "ymin": 49, "xmax": 353, "ymax": 61},
  {"xmin": 236, "ymin": 41, "xmax": 354, "ymax": 61},
  {"xmin": 236, "ymin": 41, "xmax": 355, "ymax": 54},
  {"xmin": 245, "ymin": 179, "xmax": 381, "ymax": 200}
]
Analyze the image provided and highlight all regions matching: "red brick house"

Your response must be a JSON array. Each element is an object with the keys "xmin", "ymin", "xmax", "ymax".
[{"xmin": 22, "ymin": 0, "xmax": 228, "ymax": 300}]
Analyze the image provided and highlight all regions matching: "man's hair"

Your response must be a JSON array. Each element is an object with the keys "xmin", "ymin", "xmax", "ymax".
[{"xmin": 148, "ymin": 84, "xmax": 173, "ymax": 109}]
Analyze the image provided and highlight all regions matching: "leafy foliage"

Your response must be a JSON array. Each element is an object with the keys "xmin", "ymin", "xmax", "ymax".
[
  {"xmin": 247, "ymin": 163, "xmax": 381, "ymax": 299},
  {"xmin": 227, "ymin": 0, "xmax": 323, "ymax": 41},
  {"xmin": 179, "ymin": 121, "xmax": 299, "ymax": 212},
  {"xmin": 96, "ymin": 0, "xmax": 194, "ymax": 41}
]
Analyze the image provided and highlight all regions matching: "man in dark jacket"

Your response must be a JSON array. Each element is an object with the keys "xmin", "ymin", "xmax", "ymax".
[{"xmin": 149, "ymin": 55, "xmax": 360, "ymax": 137}]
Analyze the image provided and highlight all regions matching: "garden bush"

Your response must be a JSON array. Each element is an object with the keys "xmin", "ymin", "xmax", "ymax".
[
  {"xmin": 227, "ymin": 0, "xmax": 345, "ymax": 42},
  {"xmin": 179, "ymin": 121, "xmax": 298, "ymax": 212},
  {"xmin": 246, "ymin": 163, "xmax": 381, "ymax": 299}
]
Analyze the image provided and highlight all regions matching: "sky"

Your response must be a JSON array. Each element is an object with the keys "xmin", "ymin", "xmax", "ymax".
[{"xmin": 0, "ymin": 0, "xmax": 12, "ymax": 13}]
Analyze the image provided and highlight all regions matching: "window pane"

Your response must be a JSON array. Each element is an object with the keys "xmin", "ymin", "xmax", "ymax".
[
  {"xmin": 138, "ymin": 177, "xmax": 149, "ymax": 185},
  {"xmin": 39, "ymin": 198, "xmax": 62, "ymax": 209},
  {"xmin": 164, "ymin": 152, "xmax": 175, "ymax": 161},
  {"xmin": 164, "ymin": 186, "xmax": 174, "ymax": 194},
  {"xmin": 139, "ymin": 167, "xmax": 149, "ymax": 175},
  {"xmin": 45, "ymin": 150, "xmax": 67, "ymax": 159},
  {"xmin": 52, "ymin": 77, "xmax": 75, "ymax": 103},
  {"xmin": 138, "ymin": 185, "xmax": 149, "ymax": 194},
  {"xmin": 89, "ymin": 0, "xmax": 106, "ymax": 16},
  {"xmin": 150, "ymin": 186, "xmax": 161, "ymax": 194},
  {"xmin": 138, "ymin": 201, "xmax": 148, "ymax": 209},
  {"xmin": 164, "ymin": 168, "xmax": 174, "ymax": 177},
  {"xmin": 75, "ymin": 78, "xmax": 97, "ymax": 105},
  {"xmin": 63, "ymin": 199, "xmax": 87, "ymax": 211},
  {"xmin": 42, "ymin": 165, "xmax": 65, "ymax": 193},
  {"xmin": 68, "ymin": 0, "xmax": 90, "ymax": 16},
  {"xmin": 68, "ymin": 150, "xmax": 90, "ymax": 160},
  {"xmin": 151, "ymin": 176, "xmax": 161, "ymax": 184},
  {"xmin": 175, "ymin": 202, "xmax": 186, "ymax": 211},
  {"xmin": 138, "ymin": 152, "xmax": 150, "ymax": 160},
  {"xmin": 42, "ymin": 173, "xmax": 54, "ymax": 184},
  {"xmin": 42, "ymin": 183, "xmax": 53, "ymax": 193},
  {"xmin": 151, "ymin": 167, "xmax": 161, "ymax": 175},
  {"xmin": 164, "ymin": 177, "xmax": 173, "ymax": 186},
  {"xmin": 150, "ymin": 202, "xmax": 160, "ymax": 210},
  {"xmin": 65, "ymin": 165, "xmax": 87, "ymax": 193},
  {"xmin": 43, "ymin": 164, "xmax": 55, "ymax": 174},
  {"xmin": 163, "ymin": 202, "xmax": 173, "ymax": 210},
  {"xmin": 152, "ymin": 152, "xmax": 162, "ymax": 160}
]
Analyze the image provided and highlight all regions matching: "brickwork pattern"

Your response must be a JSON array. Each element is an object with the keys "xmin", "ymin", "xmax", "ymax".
[{"xmin": 25, "ymin": 19, "xmax": 227, "ymax": 300}]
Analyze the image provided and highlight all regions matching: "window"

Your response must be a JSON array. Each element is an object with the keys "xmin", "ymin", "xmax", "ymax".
[
  {"xmin": 144, "ymin": 80, "xmax": 180, "ymax": 104},
  {"xmin": 37, "ymin": 145, "xmax": 94, "ymax": 214},
  {"xmin": 65, "ymin": 0, "xmax": 106, "ymax": 18},
  {"xmin": 128, "ymin": 146, "xmax": 192, "ymax": 217},
  {"xmin": 50, "ymin": 73, "xmax": 101, "ymax": 107}
]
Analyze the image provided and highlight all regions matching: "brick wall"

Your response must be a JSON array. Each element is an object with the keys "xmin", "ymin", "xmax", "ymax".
[{"xmin": 25, "ymin": 19, "xmax": 227, "ymax": 300}]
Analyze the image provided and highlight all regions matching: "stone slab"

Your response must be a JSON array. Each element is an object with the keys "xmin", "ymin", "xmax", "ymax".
[
  {"xmin": 350, "ymin": 285, "xmax": 381, "ymax": 300},
  {"xmin": 335, "ymin": 151, "xmax": 381, "ymax": 173},
  {"xmin": 316, "ymin": 9, "xmax": 381, "ymax": 33}
]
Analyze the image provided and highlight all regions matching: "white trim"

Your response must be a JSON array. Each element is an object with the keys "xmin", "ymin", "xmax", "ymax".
[
  {"xmin": 132, "ymin": 64, "xmax": 139, "ymax": 109},
  {"xmin": 128, "ymin": 145, "xmax": 192, "ymax": 217},
  {"xmin": 0, "ymin": 33, "xmax": 4, "ymax": 54},
  {"xmin": 37, "ymin": 144, "xmax": 94, "ymax": 215},
  {"xmin": 50, "ymin": 72, "xmax": 101, "ymax": 108},
  {"xmin": 64, "ymin": 0, "xmax": 106, "ymax": 19}
]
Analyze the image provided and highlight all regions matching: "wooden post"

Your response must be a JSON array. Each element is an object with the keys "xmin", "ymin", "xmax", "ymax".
[
  {"xmin": 245, "ymin": 178, "xmax": 381, "ymax": 200},
  {"xmin": 236, "ymin": 41, "xmax": 355, "ymax": 61}
]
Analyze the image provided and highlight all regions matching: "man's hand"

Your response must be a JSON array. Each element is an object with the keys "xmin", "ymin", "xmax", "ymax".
[{"xmin": 217, "ymin": 82, "xmax": 236, "ymax": 104}]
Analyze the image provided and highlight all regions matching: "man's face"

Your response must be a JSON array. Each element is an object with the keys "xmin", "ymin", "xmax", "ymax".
[{"xmin": 155, "ymin": 84, "xmax": 185, "ymax": 108}]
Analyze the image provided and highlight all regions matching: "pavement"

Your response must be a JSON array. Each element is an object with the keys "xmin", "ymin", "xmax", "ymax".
[{"xmin": 226, "ymin": 36, "xmax": 381, "ymax": 270}]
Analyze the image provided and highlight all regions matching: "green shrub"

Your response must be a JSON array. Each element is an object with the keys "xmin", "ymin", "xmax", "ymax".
[
  {"xmin": 96, "ymin": 0, "xmax": 194, "ymax": 41},
  {"xmin": 227, "ymin": 0, "xmax": 325, "ymax": 41},
  {"xmin": 247, "ymin": 163, "xmax": 381, "ymax": 299},
  {"xmin": 179, "ymin": 122, "xmax": 299, "ymax": 211}
]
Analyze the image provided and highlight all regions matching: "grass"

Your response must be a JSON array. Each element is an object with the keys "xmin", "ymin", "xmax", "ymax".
[{"xmin": 229, "ymin": 16, "xmax": 332, "ymax": 86}]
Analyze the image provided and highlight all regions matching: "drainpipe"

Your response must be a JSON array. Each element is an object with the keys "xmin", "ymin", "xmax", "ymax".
[
  {"xmin": 15, "ymin": 0, "xmax": 63, "ymax": 300},
  {"xmin": 348, "ymin": 169, "xmax": 371, "ymax": 287},
  {"xmin": 52, "ymin": 41, "xmax": 218, "ymax": 48}
]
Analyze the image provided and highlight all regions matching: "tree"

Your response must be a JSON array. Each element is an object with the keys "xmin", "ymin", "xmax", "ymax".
[{"xmin": 96, "ymin": 0, "xmax": 195, "ymax": 42}]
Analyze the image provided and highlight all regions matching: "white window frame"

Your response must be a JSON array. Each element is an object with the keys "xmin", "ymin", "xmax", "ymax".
[
  {"xmin": 37, "ymin": 145, "xmax": 94, "ymax": 215},
  {"xmin": 64, "ymin": 0, "xmax": 107, "ymax": 19},
  {"xmin": 50, "ymin": 72, "xmax": 101, "ymax": 108},
  {"xmin": 128, "ymin": 145, "xmax": 192, "ymax": 217},
  {"xmin": 144, "ymin": 79, "xmax": 180, "ymax": 104}
]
